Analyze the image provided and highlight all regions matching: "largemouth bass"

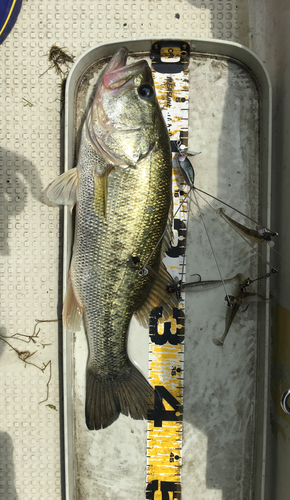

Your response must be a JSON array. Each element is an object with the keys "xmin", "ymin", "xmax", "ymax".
[{"xmin": 47, "ymin": 47, "xmax": 178, "ymax": 430}]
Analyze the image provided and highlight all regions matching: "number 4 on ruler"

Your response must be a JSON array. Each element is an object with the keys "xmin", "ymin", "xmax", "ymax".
[{"xmin": 148, "ymin": 386, "xmax": 183, "ymax": 427}]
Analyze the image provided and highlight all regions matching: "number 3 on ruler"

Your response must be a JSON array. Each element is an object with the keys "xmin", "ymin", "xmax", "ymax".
[
  {"xmin": 149, "ymin": 308, "xmax": 185, "ymax": 345},
  {"xmin": 146, "ymin": 479, "xmax": 181, "ymax": 500}
]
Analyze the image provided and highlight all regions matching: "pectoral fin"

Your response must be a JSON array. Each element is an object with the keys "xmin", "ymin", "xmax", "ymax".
[
  {"xmin": 94, "ymin": 171, "xmax": 107, "ymax": 218},
  {"xmin": 63, "ymin": 271, "xmax": 83, "ymax": 332},
  {"xmin": 46, "ymin": 168, "xmax": 79, "ymax": 206},
  {"xmin": 134, "ymin": 261, "xmax": 179, "ymax": 328}
]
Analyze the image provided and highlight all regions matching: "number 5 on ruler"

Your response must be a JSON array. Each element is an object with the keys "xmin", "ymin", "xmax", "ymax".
[{"xmin": 146, "ymin": 480, "xmax": 181, "ymax": 500}]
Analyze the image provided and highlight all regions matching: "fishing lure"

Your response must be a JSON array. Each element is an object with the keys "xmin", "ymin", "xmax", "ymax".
[
  {"xmin": 174, "ymin": 141, "xmax": 197, "ymax": 189},
  {"xmin": 217, "ymin": 207, "xmax": 278, "ymax": 246},
  {"xmin": 167, "ymin": 273, "xmax": 246, "ymax": 298},
  {"xmin": 212, "ymin": 284, "xmax": 269, "ymax": 346},
  {"xmin": 178, "ymin": 154, "xmax": 195, "ymax": 187}
]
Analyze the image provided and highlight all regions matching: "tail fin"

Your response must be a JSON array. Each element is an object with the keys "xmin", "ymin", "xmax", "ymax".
[{"xmin": 85, "ymin": 362, "xmax": 154, "ymax": 430}]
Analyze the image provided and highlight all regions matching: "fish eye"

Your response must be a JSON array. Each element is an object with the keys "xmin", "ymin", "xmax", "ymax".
[{"xmin": 138, "ymin": 84, "xmax": 154, "ymax": 99}]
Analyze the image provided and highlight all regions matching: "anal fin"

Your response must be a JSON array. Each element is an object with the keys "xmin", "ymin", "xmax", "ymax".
[
  {"xmin": 134, "ymin": 261, "xmax": 179, "ymax": 328},
  {"xmin": 63, "ymin": 271, "xmax": 83, "ymax": 332}
]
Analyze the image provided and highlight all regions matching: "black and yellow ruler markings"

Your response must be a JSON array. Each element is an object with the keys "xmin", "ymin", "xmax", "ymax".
[{"xmin": 146, "ymin": 41, "xmax": 190, "ymax": 500}]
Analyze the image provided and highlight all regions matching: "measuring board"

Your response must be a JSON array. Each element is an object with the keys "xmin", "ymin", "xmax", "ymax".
[{"xmin": 146, "ymin": 41, "xmax": 190, "ymax": 500}]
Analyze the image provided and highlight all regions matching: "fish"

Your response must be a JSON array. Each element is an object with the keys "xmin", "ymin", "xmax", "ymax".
[
  {"xmin": 217, "ymin": 207, "xmax": 277, "ymax": 246},
  {"xmin": 46, "ymin": 47, "xmax": 178, "ymax": 430}
]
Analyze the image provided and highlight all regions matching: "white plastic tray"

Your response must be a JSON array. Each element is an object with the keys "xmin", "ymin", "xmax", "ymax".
[{"xmin": 63, "ymin": 38, "xmax": 272, "ymax": 500}]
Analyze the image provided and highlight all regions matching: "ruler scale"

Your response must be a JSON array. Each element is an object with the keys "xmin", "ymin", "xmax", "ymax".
[{"xmin": 146, "ymin": 41, "xmax": 190, "ymax": 500}]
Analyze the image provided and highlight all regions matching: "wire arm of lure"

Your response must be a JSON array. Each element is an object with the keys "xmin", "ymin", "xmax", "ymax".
[
  {"xmin": 192, "ymin": 190, "xmax": 232, "ymax": 307},
  {"xmin": 176, "ymin": 152, "xmax": 234, "ymax": 305},
  {"xmin": 175, "ymin": 152, "xmax": 231, "ymax": 305}
]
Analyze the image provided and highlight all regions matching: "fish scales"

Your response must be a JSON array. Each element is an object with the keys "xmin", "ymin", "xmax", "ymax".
[
  {"xmin": 47, "ymin": 47, "xmax": 177, "ymax": 430},
  {"xmin": 73, "ymin": 141, "xmax": 171, "ymax": 375}
]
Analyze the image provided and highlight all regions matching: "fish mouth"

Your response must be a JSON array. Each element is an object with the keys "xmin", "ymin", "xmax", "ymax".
[
  {"xmin": 103, "ymin": 47, "xmax": 148, "ymax": 90},
  {"xmin": 104, "ymin": 47, "xmax": 129, "ymax": 73}
]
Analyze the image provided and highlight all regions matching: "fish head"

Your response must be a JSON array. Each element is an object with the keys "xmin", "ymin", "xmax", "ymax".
[{"xmin": 87, "ymin": 47, "xmax": 161, "ymax": 167}]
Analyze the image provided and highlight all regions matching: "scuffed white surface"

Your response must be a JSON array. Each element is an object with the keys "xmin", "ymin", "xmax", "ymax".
[{"xmin": 182, "ymin": 57, "xmax": 258, "ymax": 500}]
